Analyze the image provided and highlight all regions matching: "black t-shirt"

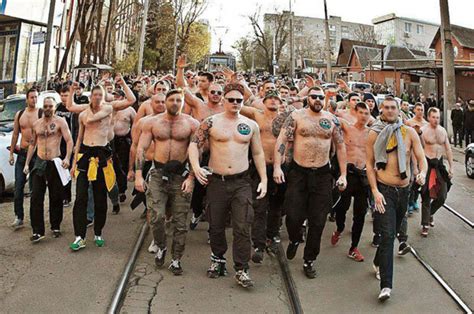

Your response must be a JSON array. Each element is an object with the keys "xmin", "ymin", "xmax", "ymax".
[
  {"xmin": 56, "ymin": 103, "xmax": 74, "ymax": 158},
  {"xmin": 71, "ymin": 94, "xmax": 89, "ymax": 143}
]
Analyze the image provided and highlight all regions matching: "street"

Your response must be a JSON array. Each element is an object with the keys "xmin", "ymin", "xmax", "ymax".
[{"xmin": 1, "ymin": 149, "xmax": 468, "ymax": 313}]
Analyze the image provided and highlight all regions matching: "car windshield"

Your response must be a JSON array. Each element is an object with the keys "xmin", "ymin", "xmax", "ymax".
[{"xmin": 0, "ymin": 99, "xmax": 25, "ymax": 122}]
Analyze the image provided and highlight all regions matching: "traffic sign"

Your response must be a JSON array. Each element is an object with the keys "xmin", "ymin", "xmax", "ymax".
[{"xmin": 32, "ymin": 31, "xmax": 45, "ymax": 44}]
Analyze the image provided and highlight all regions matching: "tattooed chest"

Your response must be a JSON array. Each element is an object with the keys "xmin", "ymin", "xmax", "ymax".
[
  {"xmin": 38, "ymin": 123, "xmax": 58, "ymax": 138},
  {"xmin": 298, "ymin": 118, "xmax": 332, "ymax": 139}
]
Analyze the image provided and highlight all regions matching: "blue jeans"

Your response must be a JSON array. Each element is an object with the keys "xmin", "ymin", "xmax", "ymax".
[
  {"xmin": 87, "ymin": 182, "xmax": 119, "ymax": 221},
  {"xmin": 373, "ymin": 182, "xmax": 409, "ymax": 289},
  {"xmin": 14, "ymin": 154, "xmax": 34, "ymax": 220}
]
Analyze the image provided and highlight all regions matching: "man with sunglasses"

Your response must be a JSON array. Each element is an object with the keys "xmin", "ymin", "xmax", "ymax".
[
  {"xmin": 188, "ymin": 83, "xmax": 267, "ymax": 288},
  {"xmin": 24, "ymin": 97, "xmax": 73, "ymax": 242},
  {"xmin": 337, "ymin": 92, "xmax": 375, "ymax": 126},
  {"xmin": 273, "ymin": 86, "xmax": 348, "ymax": 279},
  {"xmin": 239, "ymin": 90, "xmax": 290, "ymax": 263},
  {"xmin": 366, "ymin": 96, "xmax": 426, "ymax": 301},
  {"xmin": 135, "ymin": 89, "xmax": 199, "ymax": 275}
]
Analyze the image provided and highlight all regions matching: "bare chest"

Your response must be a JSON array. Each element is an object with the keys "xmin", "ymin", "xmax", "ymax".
[
  {"xmin": 153, "ymin": 120, "xmax": 192, "ymax": 141},
  {"xmin": 297, "ymin": 117, "xmax": 333, "ymax": 139},
  {"xmin": 423, "ymin": 129, "xmax": 445, "ymax": 145},
  {"xmin": 211, "ymin": 121, "xmax": 252, "ymax": 144},
  {"xmin": 36, "ymin": 121, "xmax": 60, "ymax": 139}
]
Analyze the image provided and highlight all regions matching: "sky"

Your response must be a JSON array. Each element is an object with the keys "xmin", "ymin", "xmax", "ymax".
[{"xmin": 200, "ymin": 0, "xmax": 474, "ymax": 53}]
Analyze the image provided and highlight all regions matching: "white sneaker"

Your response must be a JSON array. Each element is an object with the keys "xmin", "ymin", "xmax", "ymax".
[
  {"xmin": 148, "ymin": 240, "xmax": 158, "ymax": 254},
  {"xmin": 373, "ymin": 264, "xmax": 380, "ymax": 281},
  {"xmin": 378, "ymin": 287, "xmax": 391, "ymax": 301},
  {"xmin": 11, "ymin": 217, "xmax": 24, "ymax": 230}
]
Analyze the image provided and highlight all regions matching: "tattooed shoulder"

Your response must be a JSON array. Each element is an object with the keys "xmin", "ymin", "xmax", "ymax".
[
  {"xmin": 283, "ymin": 113, "xmax": 296, "ymax": 141},
  {"xmin": 191, "ymin": 116, "xmax": 214, "ymax": 147},
  {"xmin": 332, "ymin": 115, "xmax": 344, "ymax": 144}
]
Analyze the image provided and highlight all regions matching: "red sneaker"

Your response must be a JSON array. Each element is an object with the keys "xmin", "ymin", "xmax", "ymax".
[
  {"xmin": 348, "ymin": 247, "xmax": 365, "ymax": 262},
  {"xmin": 331, "ymin": 231, "xmax": 341, "ymax": 246}
]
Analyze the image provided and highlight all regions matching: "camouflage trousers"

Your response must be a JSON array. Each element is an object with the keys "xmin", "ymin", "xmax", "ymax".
[{"xmin": 146, "ymin": 167, "xmax": 191, "ymax": 260}]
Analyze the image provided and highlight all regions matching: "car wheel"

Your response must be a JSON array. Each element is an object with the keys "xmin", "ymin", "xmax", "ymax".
[{"xmin": 466, "ymin": 154, "xmax": 474, "ymax": 179}]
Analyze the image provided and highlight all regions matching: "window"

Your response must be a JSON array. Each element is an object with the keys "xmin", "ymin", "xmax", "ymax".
[
  {"xmin": 405, "ymin": 22, "xmax": 412, "ymax": 32},
  {"xmin": 329, "ymin": 25, "xmax": 336, "ymax": 31},
  {"xmin": 0, "ymin": 26, "xmax": 18, "ymax": 82},
  {"xmin": 417, "ymin": 24, "xmax": 424, "ymax": 34}
]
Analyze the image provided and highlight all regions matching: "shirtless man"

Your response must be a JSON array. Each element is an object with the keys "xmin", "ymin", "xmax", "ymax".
[
  {"xmin": 366, "ymin": 96, "xmax": 427, "ymax": 301},
  {"xmin": 112, "ymin": 90, "xmax": 136, "ymax": 203},
  {"xmin": 337, "ymin": 92, "xmax": 375, "ymax": 126},
  {"xmin": 176, "ymin": 54, "xmax": 225, "ymax": 229},
  {"xmin": 9, "ymin": 88, "xmax": 42, "ymax": 229},
  {"xmin": 23, "ymin": 98, "xmax": 73, "ymax": 242},
  {"xmin": 134, "ymin": 81, "xmax": 169, "ymax": 123},
  {"xmin": 419, "ymin": 108, "xmax": 453, "ymax": 237},
  {"xmin": 273, "ymin": 86, "xmax": 347, "ymax": 279},
  {"xmin": 405, "ymin": 102, "xmax": 428, "ymax": 214},
  {"xmin": 239, "ymin": 90, "xmax": 289, "ymax": 263},
  {"xmin": 249, "ymin": 80, "xmax": 276, "ymax": 110},
  {"xmin": 188, "ymin": 83, "xmax": 267, "ymax": 288},
  {"xmin": 330, "ymin": 102, "xmax": 371, "ymax": 262},
  {"xmin": 128, "ymin": 94, "xmax": 166, "ymax": 218},
  {"xmin": 68, "ymin": 78, "xmax": 136, "ymax": 251},
  {"xmin": 135, "ymin": 89, "xmax": 199, "ymax": 275}
]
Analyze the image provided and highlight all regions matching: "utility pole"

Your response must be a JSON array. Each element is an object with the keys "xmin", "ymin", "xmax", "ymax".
[
  {"xmin": 137, "ymin": 0, "xmax": 150, "ymax": 75},
  {"xmin": 272, "ymin": 33, "xmax": 276, "ymax": 76},
  {"xmin": 439, "ymin": 0, "xmax": 456, "ymax": 130},
  {"xmin": 289, "ymin": 0, "xmax": 295, "ymax": 78},
  {"xmin": 172, "ymin": 18, "xmax": 179, "ymax": 75},
  {"xmin": 323, "ymin": 0, "xmax": 332, "ymax": 82},
  {"xmin": 41, "ymin": 0, "xmax": 55, "ymax": 90}
]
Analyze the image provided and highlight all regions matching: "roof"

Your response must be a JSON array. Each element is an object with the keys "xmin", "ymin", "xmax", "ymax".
[
  {"xmin": 372, "ymin": 13, "xmax": 438, "ymax": 26},
  {"xmin": 73, "ymin": 64, "xmax": 114, "ymax": 70},
  {"xmin": 336, "ymin": 39, "xmax": 385, "ymax": 66},
  {"xmin": 349, "ymin": 46, "xmax": 383, "ymax": 68},
  {"xmin": 430, "ymin": 24, "xmax": 474, "ymax": 49}
]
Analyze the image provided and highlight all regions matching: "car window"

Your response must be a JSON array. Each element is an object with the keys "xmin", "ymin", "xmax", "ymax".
[{"xmin": 0, "ymin": 99, "xmax": 26, "ymax": 122}]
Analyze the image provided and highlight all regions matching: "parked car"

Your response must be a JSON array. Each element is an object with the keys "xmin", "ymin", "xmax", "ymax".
[
  {"xmin": 348, "ymin": 81, "xmax": 372, "ymax": 92},
  {"xmin": 465, "ymin": 143, "xmax": 474, "ymax": 179}
]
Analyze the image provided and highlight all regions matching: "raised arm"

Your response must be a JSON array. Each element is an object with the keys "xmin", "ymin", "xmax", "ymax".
[
  {"xmin": 176, "ymin": 55, "xmax": 204, "ymax": 109},
  {"xmin": 273, "ymin": 112, "xmax": 296, "ymax": 184},
  {"xmin": 239, "ymin": 105, "xmax": 260, "ymax": 121},
  {"xmin": 66, "ymin": 83, "xmax": 89, "ymax": 113},
  {"xmin": 8, "ymin": 111, "xmax": 21, "ymax": 165},
  {"xmin": 250, "ymin": 123, "xmax": 267, "ymax": 199},
  {"xmin": 109, "ymin": 74, "xmax": 136, "ymax": 110},
  {"xmin": 86, "ymin": 104, "xmax": 113, "ymax": 123}
]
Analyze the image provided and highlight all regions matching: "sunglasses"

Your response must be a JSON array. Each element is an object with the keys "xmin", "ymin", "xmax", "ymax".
[
  {"xmin": 226, "ymin": 98, "xmax": 243, "ymax": 104},
  {"xmin": 210, "ymin": 90, "xmax": 222, "ymax": 95},
  {"xmin": 309, "ymin": 95, "xmax": 325, "ymax": 100}
]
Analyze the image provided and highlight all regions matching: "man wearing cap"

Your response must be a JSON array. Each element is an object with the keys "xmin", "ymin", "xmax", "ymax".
[
  {"xmin": 112, "ymin": 90, "xmax": 136, "ymax": 203},
  {"xmin": 363, "ymin": 93, "xmax": 379, "ymax": 118},
  {"xmin": 239, "ymin": 89, "xmax": 292, "ymax": 263},
  {"xmin": 188, "ymin": 83, "xmax": 267, "ymax": 288}
]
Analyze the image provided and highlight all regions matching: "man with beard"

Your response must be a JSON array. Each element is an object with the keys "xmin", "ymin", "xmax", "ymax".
[
  {"xmin": 24, "ymin": 97, "xmax": 73, "ymax": 242},
  {"xmin": 188, "ymin": 83, "xmax": 267, "ymax": 288},
  {"xmin": 176, "ymin": 54, "xmax": 225, "ymax": 230},
  {"xmin": 9, "ymin": 88, "xmax": 42, "ymax": 229},
  {"xmin": 135, "ymin": 90, "xmax": 199, "ymax": 275},
  {"xmin": 419, "ymin": 108, "xmax": 453, "ymax": 236},
  {"xmin": 366, "ymin": 96, "xmax": 427, "ymax": 301},
  {"xmin": 239, "ymin": 90, "xmax": 289, "ymax": 263},
  {"xmin": 273, "ymin": 86, "xmax": 347, "ymax": 279}
]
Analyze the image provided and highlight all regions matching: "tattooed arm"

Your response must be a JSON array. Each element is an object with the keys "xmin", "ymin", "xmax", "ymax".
[
  {"xmin": 273, "ymin": 113, "xmax": 296, "ymax": 184},
  {"xmin": 332, "ymin": 116, "xmax": 347, "ymax": 191},
  {"xmin": 188, "ymin": 116, "xmax": 213, "ymax": 185},
  {"xmin": 134, "ymin": 120, "xmax": 154, "ymax": 192}
]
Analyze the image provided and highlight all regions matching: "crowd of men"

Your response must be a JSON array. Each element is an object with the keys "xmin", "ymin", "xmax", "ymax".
[{"xmin": 9, "ymin": 54, "xmax": 457, "ymax": 302}]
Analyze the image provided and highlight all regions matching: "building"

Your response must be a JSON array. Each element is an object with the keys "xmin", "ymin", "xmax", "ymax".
[
  {"xmin": 372, "ymin": 13, "xmax": 439, "ymax": 54},
  {"xmin": 430, "ymin": 24, "xmax": 474, "ymax": 101},
  {"xmin": 264, "ymin": 12, "xmax": 374, "ymax": 70}
]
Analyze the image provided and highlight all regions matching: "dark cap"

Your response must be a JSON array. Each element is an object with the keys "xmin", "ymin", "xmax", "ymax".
[
  {"xmin": 263, "ymin": 90, "xmax": 282, "ymax": 102},
  {"xmin": 363, "ymin": 92, "xmax": 376, "ymax": 102},
  {"xmin": 223, "ymin": 83, "xmax": 244, "ymax": 96},
  {"xmin": 112, "ymin": 89, "xmax": 125, "ymax": 97},
  {"xmin": 78, "ymin": 82, "xmax": 85, "ymax": 89}
]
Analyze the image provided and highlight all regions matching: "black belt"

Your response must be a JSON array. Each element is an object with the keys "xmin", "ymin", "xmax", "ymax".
[
  {"xmin": 291, "ymin": 161, "xmax": 330, "ymax": 174},
  {"xmin": 211, "ymin": 170, "xmax": 249, "ymax": 182}
]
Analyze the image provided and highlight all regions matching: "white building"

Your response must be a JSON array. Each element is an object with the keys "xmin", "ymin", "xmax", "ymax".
[{"xmin": 372, "ymin": 13, "xmax": 439, "ymax": 54}]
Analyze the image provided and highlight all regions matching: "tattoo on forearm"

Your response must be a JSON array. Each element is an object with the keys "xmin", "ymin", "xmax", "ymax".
[
  {"xmin": 191, "ymin": 116, "xmax": 213, "ymax": 148},
  {"xmin": 332, "ymin": 117, "xmax": 344, "ymax": 144},
  {"xmin": 283, "ymin": 115, "xmax": 296, "ymax": 141},
  {"xmin": 278, "ymin": 143, "xmax": 286, "ymax": 156},
  {"xmin": 135, "ymin": 153, "xmax": 144, "ymax": 171},
  {"xmin": 272, "ymin": 111, "xmax": 290, "ymax": 137},
  {"xmin": 285, "ymin": 144, "xmax": 294, "ymax": 163}
]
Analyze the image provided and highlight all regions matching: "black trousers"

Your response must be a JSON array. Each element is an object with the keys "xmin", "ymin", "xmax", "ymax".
[
  {"xmin": 452, "ymin": 126, "xmax": 463, "ymax": 147},
  {"xmin": 206, "ymin": 171, "xmax": 253, "ymax": 271},
  {"xmin": 112, "ymin": 135, "xmax": 131, "ymax": 194},
  {"xmin": 465, "ymin": 129, "xmax": 474, "ymax": 146},
  {"xmin": 333, "ymin": 171, "xmax": 368, "ymax": 248},
  {"xmin": 285, "ymin": 162, "xmax": 332, "ymax": 262},
  {"xmin": 30, "ymin": 161, "xmax": 63, "ymax": 235},
  {"xmin": 190, "ymin": 151, "xmax": 210, "ymax": 216},
  {"xmin": 250, "ymin": 165, "xmax": 286, "ymax": 250},
  {"xmin": 73, "ymin": 169, "xmax": 108, "ymax": 238}
]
